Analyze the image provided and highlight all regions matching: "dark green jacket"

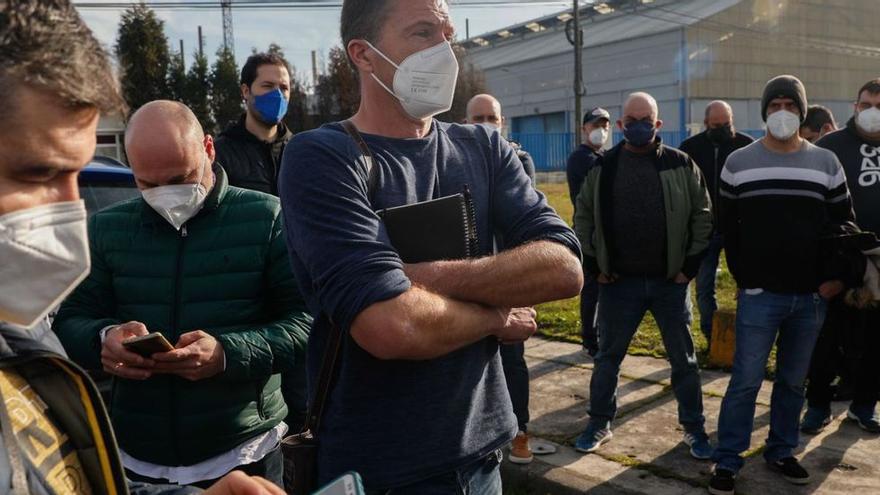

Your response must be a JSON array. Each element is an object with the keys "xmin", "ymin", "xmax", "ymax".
[
  {"xmin": 574, "ymin": 140, "xmax": 713, "ymax": 279},
  {"xmin": 54, "ymin": 165, "xmax": 312, "ymax": 466}
]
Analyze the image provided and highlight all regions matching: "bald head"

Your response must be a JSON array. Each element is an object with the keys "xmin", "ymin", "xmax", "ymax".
[
  {"xmin": 466, "ymin": 94, "xmax": 503, "ymax": 129},
  {"xmin": 125, "ymin": 100, "xmax": 214, "ymax": 190},
  {"xmin": 623, "ymin": 92, "xmax": 659, "ymax": 120}
]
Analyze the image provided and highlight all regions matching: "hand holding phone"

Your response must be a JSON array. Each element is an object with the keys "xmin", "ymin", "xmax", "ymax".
[
  {"xmin": 122, "ymin": 332, "xmax": 175, "ymax": 357},
  {"xmin": 312, "ymin": 472, "xmax": 365, "ymax": 495},
  {"xmin": 101, "ymin": 321, "xmax": 156, "ymax": 380}
]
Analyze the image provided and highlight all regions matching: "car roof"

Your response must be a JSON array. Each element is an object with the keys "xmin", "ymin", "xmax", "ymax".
[{"xmin": 80, "ymin": 156, "xmax": 136, "ymax": 184}]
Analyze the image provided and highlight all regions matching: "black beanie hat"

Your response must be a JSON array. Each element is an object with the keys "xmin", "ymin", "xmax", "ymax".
[{"xmin": 762, "ymin": 75, "xmax": 808, "ymax": 123}]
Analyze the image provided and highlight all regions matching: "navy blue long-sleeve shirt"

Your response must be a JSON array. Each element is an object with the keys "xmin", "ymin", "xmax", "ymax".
[{"xmin": 278, "ymin": 120, "xmax": 580, "ymax": 490}]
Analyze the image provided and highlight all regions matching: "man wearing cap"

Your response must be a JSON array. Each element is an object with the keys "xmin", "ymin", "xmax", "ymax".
[
  {"xmin": 679, "ymin": 101, "xmax": 754, "ymax": 347},
  {"xmin": 709, "ymin": 75, "xmax": 856, "ymax": 494},
  {"xmin": 566, "ymin": 107, "xmax": 611, "ymax": 356}
]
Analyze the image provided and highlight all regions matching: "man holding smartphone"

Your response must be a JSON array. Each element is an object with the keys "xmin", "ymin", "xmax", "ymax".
[{"xmin": 53, "ymin": 100, "xmax": 312, "ymax": 489}]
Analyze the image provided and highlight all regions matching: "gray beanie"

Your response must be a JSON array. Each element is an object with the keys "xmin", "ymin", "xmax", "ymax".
[{"xmin": 761, "ymin": 75, "xmax": 808, "ymax": 123}]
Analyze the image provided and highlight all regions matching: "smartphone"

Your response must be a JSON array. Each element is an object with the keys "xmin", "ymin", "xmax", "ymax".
[
  {"xmin": 122, "ymin": 332, "xmax": 174, "ymax": 357},
  {"xmin": 312, "ymin": 472, "xmax": 365, "ymax": 495}
]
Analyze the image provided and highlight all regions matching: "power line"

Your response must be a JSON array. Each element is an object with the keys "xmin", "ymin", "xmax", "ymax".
[{"xmin": 74, "ymin": 0, "xmax": 573, "ymax": 10}]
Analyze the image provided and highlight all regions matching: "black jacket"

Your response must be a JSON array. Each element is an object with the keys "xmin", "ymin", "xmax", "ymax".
[
  {"xmin": 566, "ymin": 144, "xmax": 602, "ymax": 207},
  {"xmin": 214, "ymin": 115, "xmax": 293, "ymax": 196},
  {"xmin": 816, "ymin": 118, "xmax": 880, "ymax": 235},
  {"xmin": 678, "ymin": 130, "xmax": 754, "ymax": 226}
]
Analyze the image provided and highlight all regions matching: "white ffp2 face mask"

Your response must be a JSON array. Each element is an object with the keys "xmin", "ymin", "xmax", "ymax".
[
  {"xmin": 856, "ymin": 107, "xmax": 880, "ymax": 134},
  {"xmin": 589, "ymin": 128, "xmax": 608, "ymax": 147},
  {"xmin": 142, "ymin": 162, "xmax": 210, "ymax": 230},
  {"xmin": 766, "ymin": 110, "xmax": 800, "ymax": 140},
  {"xmin": 366, "ymin": 40, "xmax": 459, "ymax": 120},
  {"xmin": 0, "ymin": 200, "xmax": 90, "ymax": 328}
]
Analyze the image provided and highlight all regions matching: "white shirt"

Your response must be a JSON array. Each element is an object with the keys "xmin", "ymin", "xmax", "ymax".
[{"xmin": 120, "ymin": 422, "xmax": 287, "ymax": 485}]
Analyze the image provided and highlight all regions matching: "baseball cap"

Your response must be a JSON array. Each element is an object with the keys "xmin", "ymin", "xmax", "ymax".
[{"xmin": 583, "ymin": 107, "xmax": 611, "ymax": 125}]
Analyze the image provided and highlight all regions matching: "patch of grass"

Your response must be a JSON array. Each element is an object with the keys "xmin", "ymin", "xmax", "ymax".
[{"xmin": 536, "ymin": 182, "xmax": 777, "ymax": 374}]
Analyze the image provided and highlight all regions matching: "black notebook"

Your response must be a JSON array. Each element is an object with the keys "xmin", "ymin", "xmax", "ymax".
[{"xmin": 341, "ymin": 120, "xmax": 478, "ymax": 263}]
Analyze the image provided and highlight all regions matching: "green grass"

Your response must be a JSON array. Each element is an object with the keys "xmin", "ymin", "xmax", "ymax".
[{"xmin": 537, "ymin": 182, "xmax": 749, "ymax": 365}]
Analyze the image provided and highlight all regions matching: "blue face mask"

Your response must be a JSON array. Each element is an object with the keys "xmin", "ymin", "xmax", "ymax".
[
  {"xmin": 252, "ymin": 88, "xmax": 288, "ymax": 125},
  {"xmin": 623, "ymin": 120, "xmax": 656, "ymax": 147}
]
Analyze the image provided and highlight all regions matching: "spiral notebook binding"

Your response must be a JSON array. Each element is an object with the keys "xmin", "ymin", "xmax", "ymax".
[{"xmin": 462, "ymin": 184, "xmax": 479, "ymax": 258}]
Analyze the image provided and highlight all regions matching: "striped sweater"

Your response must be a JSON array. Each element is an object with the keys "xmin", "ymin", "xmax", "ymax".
[{"xmin": 719, "ymin": 139, "xmax": 855, "ymax": 293}]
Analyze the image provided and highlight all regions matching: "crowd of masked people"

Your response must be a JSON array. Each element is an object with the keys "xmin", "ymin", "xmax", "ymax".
[
  {"xmin": 1, "ymin": 1, "xmax": 879, "ymax": 495},
  {"xmin": 566, "ymin": 78, "xmax": 880, "ymax": 495}
]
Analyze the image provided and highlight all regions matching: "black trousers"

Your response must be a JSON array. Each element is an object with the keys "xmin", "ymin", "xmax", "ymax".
[{"xmin": 806, "ymin": 299, "xmax": 880, "ymax": 409}]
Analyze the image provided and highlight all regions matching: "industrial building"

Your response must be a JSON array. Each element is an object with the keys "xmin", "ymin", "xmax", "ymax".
[{"xmin": 461, "ymin": 0, "xmax": 880, "ymax": 170}]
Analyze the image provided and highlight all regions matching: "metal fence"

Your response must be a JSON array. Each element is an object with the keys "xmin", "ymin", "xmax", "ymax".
[{"xmin": 510, "ymin": 129, "xmax": 765, "ymax": 171}]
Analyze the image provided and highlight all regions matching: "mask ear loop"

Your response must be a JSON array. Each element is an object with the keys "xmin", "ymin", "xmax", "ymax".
[{"xmin": 363, "ymin": 40, "xmax": 407, "ymax": 104}]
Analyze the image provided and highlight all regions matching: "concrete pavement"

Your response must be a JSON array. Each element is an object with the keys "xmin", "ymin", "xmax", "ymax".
[{"xmin": 500, "ymin": 337, "xmax": 880, "ymax": 494}]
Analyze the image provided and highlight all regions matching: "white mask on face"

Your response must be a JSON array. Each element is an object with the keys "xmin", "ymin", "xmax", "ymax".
[
  {"xmin": 0, "ymin": 200, "xmax": 90, "ymax": 328},
  {"xmin": 365, "ymin": 40, "xmax": 459, "ymax": 120},
  {"xmin": 142, "ymin": 161, "xmax": 210, "ymax": 230},
  {"xmin": 766, "ymin": 110, "xmax": 800, "ymax": 140},
  {"xmin": 856, "ymin": 107, "xmax": 880, "ymax": 134},
  {"xmin": 589, "ymin": 128, "xmax": 608, "ymax": 147}
]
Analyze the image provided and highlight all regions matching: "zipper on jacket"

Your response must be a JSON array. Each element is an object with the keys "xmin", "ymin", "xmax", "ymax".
[
  {"xmin": 169, "ymin": 222, "xmax": 188, "ymax": 464},
  {"xmin": 713, "ymin": 147, "xmax": 720, "ymax": 209}
]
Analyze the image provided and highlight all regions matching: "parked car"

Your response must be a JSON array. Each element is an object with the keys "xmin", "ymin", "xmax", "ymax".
[{"xmin": 79, "ymin": 156, "xmax": 139, "ymax": 215}]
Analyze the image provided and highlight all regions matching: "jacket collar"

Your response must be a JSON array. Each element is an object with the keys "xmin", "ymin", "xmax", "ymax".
[
  {"xmin": 140, "ymin": 163, "xmax": 230, "ymax": 226},
  {"xmin": 605, "ymin": 136, "xmax": 665, "ymax": 163}
]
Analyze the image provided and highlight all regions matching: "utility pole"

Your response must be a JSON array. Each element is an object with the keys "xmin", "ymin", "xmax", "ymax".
[
  {"xmin": 466, "ymin": 18, "xmax": 470, "ymax": 39},
  {"xmin": 221, "ymin": 0, "xmax": 235, "ymax": 54},
  {"xmin": 573, "ymin": 0, "xmax": 584, "ymax": 145},
  {"xmin": 197, "ymin": 25, "xmax": 204, "ymax": 58},
  {"xmin": 311, "ymin": 50, "xmax": 318, "ymax": 88},
  {"xmin": 179, "ymin": 39, "xmax": 185, "ymax": 66}
]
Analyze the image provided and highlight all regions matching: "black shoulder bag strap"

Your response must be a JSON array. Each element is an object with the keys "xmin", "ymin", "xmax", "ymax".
[{"xmin": 302, "ymin": 120, "xmax": 378, "ymax": 436}]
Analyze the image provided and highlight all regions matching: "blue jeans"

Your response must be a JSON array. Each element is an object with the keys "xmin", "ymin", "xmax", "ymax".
[
  {"xmin": 369, "ymin": 450, "xmax": 502, "ymax": 495},
  {"xmin": 589, "ymin": 277, "xmax": 705, "ymax": 430},
  {"xmin": 695, "ymin": 233, "xmax": 724, "ymax": 343},
  {"xmin": 712, "ymin": 290, "xmax": 827, "ymax": 473},
  {"xmin": 500, "ymin": 343, "xmax": 530, "ymax": 432}
]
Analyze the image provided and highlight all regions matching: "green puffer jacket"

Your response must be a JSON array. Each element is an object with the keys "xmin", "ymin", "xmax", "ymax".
[
  {"xmin": 54, "ymin": 165, "xmax": 312, "ymax": 467},
  {"xmin": 574, "ymin": 139, "xmax": 713, "ymax": 280}
]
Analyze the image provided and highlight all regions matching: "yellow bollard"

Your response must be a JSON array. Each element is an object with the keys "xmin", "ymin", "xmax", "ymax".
[{"xmin": 708, "ymin": 310, "xmax": 736, "ymax": 368}]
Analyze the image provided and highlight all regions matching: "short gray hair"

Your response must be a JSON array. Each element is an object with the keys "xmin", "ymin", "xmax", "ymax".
[{"xmin": 341, "ymin": 0, "xmax": 396, "ymax": 55}]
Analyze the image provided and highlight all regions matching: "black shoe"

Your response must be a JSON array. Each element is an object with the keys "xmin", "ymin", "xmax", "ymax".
[
  {"xmin": 768, "ymin": 457, "xmax": 811, "ymax": 485},
  {"xmin": 708, "ymin": 468, "xmax": 735, "ymax": 495}
]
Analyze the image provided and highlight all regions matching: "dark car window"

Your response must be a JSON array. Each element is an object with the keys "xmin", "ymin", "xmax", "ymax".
[{"xmin": 80, "ymin": 181, "xmax": 140, "ymax": 215}]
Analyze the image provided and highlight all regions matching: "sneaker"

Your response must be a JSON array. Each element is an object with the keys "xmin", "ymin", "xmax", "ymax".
[
  {"xmin": 683, "ymin": 431, "xmax": 712, "ymax": 460},
  {"xmin": 508, "ymin": 431, "xmax": 533, "ymax": 464},
  {"xmin": 574, "ymin": 423, "xmax": 612, "ymax": 453},
  {"xmin": 800, "ymin": 406, "xmax": 832, "ymax": 434},
  {"xmin": 768, "ymin": 457, "xmax": 811, "ymax": 485},
  {"xmin": 707, "ymin": 468, "xmax": 735, "ymax": 495},
  {"xmin": 847, "ymin": 406, "xmax": 880, "ymax": 433}
]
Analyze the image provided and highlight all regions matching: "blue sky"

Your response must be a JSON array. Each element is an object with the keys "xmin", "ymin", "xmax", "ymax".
[{"xmin": 79, "ymin": 1, "xmax": 568, "ymax": 89}]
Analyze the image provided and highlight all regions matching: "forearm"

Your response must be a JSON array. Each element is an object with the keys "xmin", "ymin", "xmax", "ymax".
[
  {"xmin": 351, "ymin": 286, "xmax": 504, "ymax": 360},
  {"xmin": 404, "ymin": 240, "xmax": 582, "ymax": 308},
  {"xmin": 53, "ymin": 308, "xmax": 119, "ymax": 369}
]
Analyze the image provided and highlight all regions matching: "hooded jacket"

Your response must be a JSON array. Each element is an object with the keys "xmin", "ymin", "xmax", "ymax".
[
  {"xmin": 214, "ymin": 115, "xmax": 293, "ymax": 196},
  {"xmin": 0, "ymin": 320, "xmax": 198, "ymax": 495}
]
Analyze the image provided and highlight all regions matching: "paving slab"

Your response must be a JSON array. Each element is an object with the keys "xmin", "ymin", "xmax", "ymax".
[{"xmin": 501, "ymin": 336, "xmax": 880, "ymax": 495}]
